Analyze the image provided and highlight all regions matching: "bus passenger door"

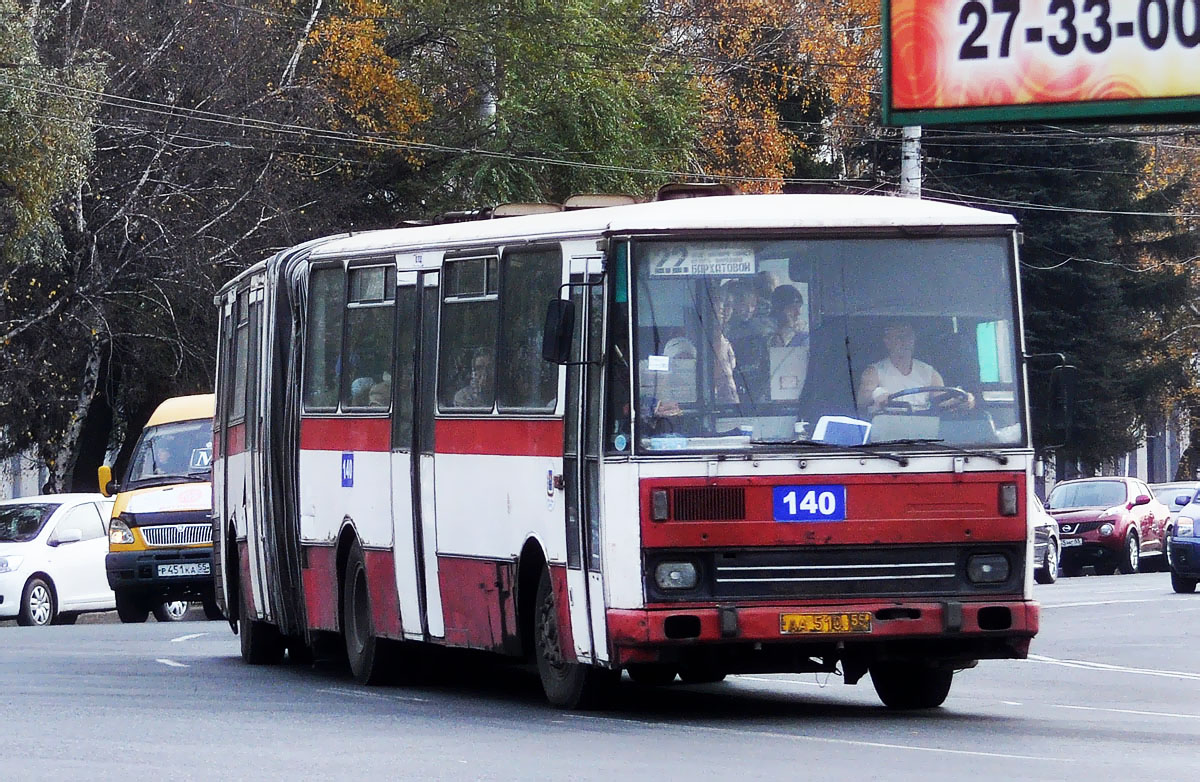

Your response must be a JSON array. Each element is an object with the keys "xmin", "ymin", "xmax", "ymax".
[
  {"xmin": 390, "ymin": 276, "xmax": 424, "ymax": 638},
  {"xmin": 243, "ymin": 287, "xmax": 272, "ymax": 619},
  {"xmin": 414, "ymin": 272, "xmax": 444, "ymax": 638},
  {"xmin": 563, "ymin": 266, "xmax": 610, "ymax": 663}
]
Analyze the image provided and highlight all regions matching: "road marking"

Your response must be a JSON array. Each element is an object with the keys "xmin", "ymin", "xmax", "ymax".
[
  {"xmin": 1049, "ymin": 703, "xmax": 1200, "ymax": 720},
  {"xmin": 155, "ymin": 658, "xmax": 188, "ymax": 668},
  {"xmin": 1028, "ymin": 654, "xmax": 1200, "ymax": 681},
  {"xmin": 1042, "ymin": 598, "xmax": 1163, "ymax": 608},
  {"xmin": 737, "ymin": 675, "xmax": 827, "ymax": 688},
  {"xmin": 567, "ymin": 714, "xmax": 1048, "ymax": 761},
  {"xmin": 169, "ymin": 633, "xmax": 208, "ymax": 643},
  {"xmin": 316, "ymin": 686, "xmax": 427, "ymax": 703},
  {"xmin": 1001, "ymin": 701, "xmax": 1023, "ymax": 706}
]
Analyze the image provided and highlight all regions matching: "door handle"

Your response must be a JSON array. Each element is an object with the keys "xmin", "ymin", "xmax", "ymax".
[{"xmin": 552, "ymin": 474, "xmax": 566, "ymax": 491}]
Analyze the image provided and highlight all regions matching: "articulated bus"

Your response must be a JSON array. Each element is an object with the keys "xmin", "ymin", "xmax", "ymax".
[{"xmin": 213, "ymin": 193, "xmax": 1041, "ymax": 709}]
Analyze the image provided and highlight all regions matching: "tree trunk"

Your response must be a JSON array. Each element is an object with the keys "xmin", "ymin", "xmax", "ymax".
[{"xmin": 49, "ymin": 340, "xmax": 102, "ymax": 493}]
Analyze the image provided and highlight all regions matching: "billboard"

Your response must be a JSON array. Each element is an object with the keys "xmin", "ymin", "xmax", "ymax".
[{"xmin": 883, "ymin": 0, "xmax": 1200, "ymax": 125}]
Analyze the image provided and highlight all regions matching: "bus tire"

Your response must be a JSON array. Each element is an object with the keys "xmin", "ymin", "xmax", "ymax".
[
  {"xmin": 115, "ymin": 591, "xmax": 150, "ymax": 623},
  {"xmin": 239, "ymin": 612, "xmax": 285, "ymax": 665},
  {"xmin": 626, "ymin": 664, "xmax": 677, "ymax": 686},
  {"xmin": 201, "ymin": 594, "xmax": 224, "ymax": 621},
  {"xmin": 534, "ymin": 569, "xmax": 616, "ymax": 708},
  {"xmin": 870, "ymin": 662, "xmax": 953, "ymax": 709},
  {"xmin": 342, "ymin": 541, "xmax": 383, "ymax": 685}
]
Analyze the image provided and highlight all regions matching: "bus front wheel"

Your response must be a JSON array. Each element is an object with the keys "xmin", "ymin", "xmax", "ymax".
[
  {"xmin": 534, "ymin": 569, "xmax": 616, "ymax": 708},
  {"xmin": 869, "ymin": 661, "xmax": 953, "ymax": 709}
]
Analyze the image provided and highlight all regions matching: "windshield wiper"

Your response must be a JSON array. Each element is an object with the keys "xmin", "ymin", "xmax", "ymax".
[
  {"xmin": 753, "ymin": 438, "xmax": 909, "ymax": 465},
  {"xmin": 865, "ymin": 438, "xmax": 1009, "ymax": 465}
]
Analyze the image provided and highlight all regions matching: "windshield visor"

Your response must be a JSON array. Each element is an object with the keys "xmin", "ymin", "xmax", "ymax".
[
  {"xmin": 126, "ymin": 419, "xmax": 213, "ymax": 487},
  {"xmin": 0, "ymin": 503, "xmax": 59, "ymax": 542},
  {"xmin": 631, "ymin": 235, "xmax": 1024, "ymax": 453}
]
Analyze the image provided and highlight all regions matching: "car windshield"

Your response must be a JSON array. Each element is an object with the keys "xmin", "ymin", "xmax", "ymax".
[
  {"xmin": 1153, "ymin": 485, "xmax": 1196, "ymax": 512},
  {"xmin": 0, "ymin": 503, "xmax": 59, "ymax": 542},
  {"xmin": 630, "ymin": 235, "xmax": 1023, "ymax": 454},
  {"xmin": 1048, "ymin": 480, "xmax": 1127, "ymax": 510},
  {"xmin": 126, "ymin": 419, "xmax": 213, "ymax": 487}
]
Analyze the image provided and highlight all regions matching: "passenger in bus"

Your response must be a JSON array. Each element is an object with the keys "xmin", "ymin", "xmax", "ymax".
[
  {"xmin": 855, "ymin": 321, "xmax": 974, "ymax": 413},
  {"xmin": 725, "ymin": 279, "xmax": 772, "ymax": 401},
  {"xmin": 767, "ymin": 285, "xmax": 808, "ymax": 348},
  {"xmin": 368, "ymin": 381, "xmax": 390, "ymax": 407},
  {"xmin": 350, "ymin": 376, "xmax": 374, "ymax": 407},
  {"xmin": 453, "ymin": 350, "xmax": 494, "ymax": 408},
  {"xmin": 706, "ymin": 286, "xmax": 739, "ymax": 404}
]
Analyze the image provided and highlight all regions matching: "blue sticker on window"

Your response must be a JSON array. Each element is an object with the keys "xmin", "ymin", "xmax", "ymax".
[
  {"xmin": 341, "ymin": 453, "xmax": 354, "ymax": 488},
  {"xmin": 773, "ymin": 485, "xmax": 846, "ymax": 522}
]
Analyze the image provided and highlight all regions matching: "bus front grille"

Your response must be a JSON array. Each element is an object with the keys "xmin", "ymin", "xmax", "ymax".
[
  {"xmin": 141, "ymin": 524, "xmax": 213, "ymax": 547},
  {"xmin": 672, "ymin": 487, "xmax": 746, "ymax": 521}
]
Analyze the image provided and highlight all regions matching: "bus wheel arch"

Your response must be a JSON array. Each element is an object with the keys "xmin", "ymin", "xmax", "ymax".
[{"xmin": 516, "ymin": 538, "xmax": 548, "ymax": 659}]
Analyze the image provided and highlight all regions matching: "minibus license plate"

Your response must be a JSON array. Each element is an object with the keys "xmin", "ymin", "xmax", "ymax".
[
  {"xmin": 157, "ymin": 562, "xmax": 210, "ymax": 577},
  {"xmin": 780, "ymin": 612, "xmax": 872, "ymax": 635}
]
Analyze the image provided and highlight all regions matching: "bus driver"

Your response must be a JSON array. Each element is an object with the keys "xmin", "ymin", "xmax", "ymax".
[{"xmin": 856, "ymin": 321, "xmax": 974, "ymax": 413}]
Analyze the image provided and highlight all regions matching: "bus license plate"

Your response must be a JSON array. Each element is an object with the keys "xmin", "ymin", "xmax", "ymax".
[
  {"xmin": 780, "ymin": 612, "xmax": 872, "ymax": 635},
  {"xmin": 157, "ymin": 562, "xmax": 210, "ymax": 578}
]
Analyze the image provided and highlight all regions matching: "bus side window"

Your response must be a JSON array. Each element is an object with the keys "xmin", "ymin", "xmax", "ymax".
[
  {"xmin": 340, "ymin": 265, "xmax": 396, "ymax": 411},
  {"xmin": 497, "ymin": 248, "xmax": 560, "ymax": 413},
  {"xmin": 438, "ymin": 256, "xmax": 499, "ymax": 412},
  {"xmin": 303, "ymin": 267, "xmax": 345, "ymax": 410}
]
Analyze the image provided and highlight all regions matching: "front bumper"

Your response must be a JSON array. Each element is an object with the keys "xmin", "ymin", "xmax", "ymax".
[
  {"xmin": 106, "ymin": 547, "xmax": 213, "ymax": 600},
  {"xmin": 607, "ymin": 598, "xmax": 1038, "ymax": 668},
  {"xmin": 1172, "ymin": 538, "xmax": 1200, "ymax": 577},
  {"xmin": 1059, "ymin": 537, "xmax": 1122, "ymax": 566},
  {"xmin": 0, "ymin": 570, "xmax": 27, "ymax": 619}
]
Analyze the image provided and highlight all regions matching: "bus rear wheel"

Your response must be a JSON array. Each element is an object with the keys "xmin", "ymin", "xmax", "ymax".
[
  {"xmin": 869, "ymin": 661, "xmax": 954, "ymax": 709},
  {"xmin": 342, "ymin": 541, "xmax": 383, "ymax": 685},
  {"xmin": 534, "ymin": 569, "xmax": 616, "ymax": 708}
]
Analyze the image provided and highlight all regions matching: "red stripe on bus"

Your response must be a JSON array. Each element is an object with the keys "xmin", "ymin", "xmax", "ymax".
[
  {"xmin": 299, "ymin": 417, "xmax": 391, "ymax": 452},
  {"xmin": 364, "ymin": 549, "xmax": 403, "ymax": 640},
  {"xmin": 550, "ymin": 564, "xmax": 576, "ymax": 663},
  {"xmin": 302, "ymin": 544, "xmax": 339, "ymax": 632},
  {"xmin": 639, "ymin": 472, "xmax": 1027, "ymax": 548},
  {"xmin": 437, "ymin": 555, "xmax": 519, "ymax": 653},
  {"xmin": 435, "ymin": 418, "xmax": 563, "ymax": 457},
  {"xmin": 227, "ymin": 423, "xmax": 246, "ymax": 456}
]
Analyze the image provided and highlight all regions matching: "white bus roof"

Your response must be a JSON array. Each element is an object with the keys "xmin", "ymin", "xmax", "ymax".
[{"xmin": 307, "ymin": 194, "xmax": 1016, "ymax": 260}]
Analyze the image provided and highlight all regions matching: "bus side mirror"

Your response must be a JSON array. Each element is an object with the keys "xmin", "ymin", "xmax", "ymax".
[
  {"xmin": 1045, "ymin": 364, "xmax": 1077, "ymax": 449},
  {"xmin": 542, "ymin": 299, "xmax": 575, "ymax": 365},
  {"xmin": 97, "ymin": 465, "xmax": 116, "ymax": 498}
]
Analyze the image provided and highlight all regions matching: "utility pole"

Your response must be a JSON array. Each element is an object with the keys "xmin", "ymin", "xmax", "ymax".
[{"xmin": 900, "ymin": 126, "xmax": 922, "ymax": 198}]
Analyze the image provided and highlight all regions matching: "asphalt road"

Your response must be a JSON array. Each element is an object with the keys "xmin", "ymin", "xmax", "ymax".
[{"xmin": 2, "ymin": 573, "xmax": 1197, "ymax": 781}]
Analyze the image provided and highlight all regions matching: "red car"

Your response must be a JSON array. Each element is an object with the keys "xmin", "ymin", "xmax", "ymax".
[{"xmin": 1046, "ymin": 477, "xmax": 1171, "ymax": 576}]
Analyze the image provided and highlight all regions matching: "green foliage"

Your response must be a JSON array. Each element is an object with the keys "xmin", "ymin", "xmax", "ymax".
[
  {"xmin": 393, "ymin": 0, "xmax": 701, "ymax": 208},
  {"xmin": 927, "ymin": 128, "xmax": 1199, "ymax": 469}
]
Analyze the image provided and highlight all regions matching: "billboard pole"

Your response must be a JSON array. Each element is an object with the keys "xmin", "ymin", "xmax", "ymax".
[{"xmin": 900, "ymin": 125, "xmax": 922, "ymax": 198}]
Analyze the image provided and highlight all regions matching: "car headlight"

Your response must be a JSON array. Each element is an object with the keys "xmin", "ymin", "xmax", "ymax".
[
  {"xmin": 1178, "ymin": 517, "xmax": 1195, "ymax": 538},
  {"xmin": 109, "ymin": 518, "xmax": 134, "ymax": 545},
  {"xmin": 0, "ymin": 555, "xmax": 23, "ymax": 573},
  {"xmin": 1098, "ymin": 523, "xmax": 1115, "ymax": 536},
  {"xmin": 654, "ymin": 561, "xmax": 699, "ymax": 590},
  {"xmin": 967, "ymin": 554, "xmax": 1010, "ymax": 584}
]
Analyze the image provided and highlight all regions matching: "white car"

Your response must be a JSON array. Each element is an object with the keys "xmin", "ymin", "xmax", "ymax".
[{"xmin": 0, "ymin": 494, "xmax": 116, "ymax": 626}]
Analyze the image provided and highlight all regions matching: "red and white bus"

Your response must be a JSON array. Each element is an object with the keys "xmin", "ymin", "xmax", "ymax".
[{"xmin": 212, "ymin": 192, "xmax": 1041, "ymax": 709}]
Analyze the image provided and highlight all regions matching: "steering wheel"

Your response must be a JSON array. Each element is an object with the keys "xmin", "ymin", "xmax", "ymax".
[{"xmin": 883, "ymin": 386, "xmax": 970, "ymax": 413}]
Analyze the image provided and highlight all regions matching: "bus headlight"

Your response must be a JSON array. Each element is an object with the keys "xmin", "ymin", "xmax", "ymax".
[
  {"xmin": 966, "ymin": 554, "xmax": 1010, "ymax": 584},
  {"xmin": 654, "ymin": 561, "xmax": 698, "ymax": 590},
  {"xmin": 109, "ymin": 518, "xmax": 134, "ymax": 545},
  {"xmin": 1178, "ymin": 517, "xmax": 1194, "ymax": 538}
]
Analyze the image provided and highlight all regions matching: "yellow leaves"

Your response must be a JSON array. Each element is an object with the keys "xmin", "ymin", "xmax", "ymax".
[{"xmin": 308, "ymin": 0, "xmax": 430, "ymax": 151}]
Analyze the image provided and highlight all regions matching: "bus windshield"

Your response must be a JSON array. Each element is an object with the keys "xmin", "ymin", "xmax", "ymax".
[
  {"xmin": 126, "ymin": 419, "xmax": 214, "ymax": 487},
  {"xmin": 631, "ymin": 235, "xmax": 1024, "ymax": 454}
]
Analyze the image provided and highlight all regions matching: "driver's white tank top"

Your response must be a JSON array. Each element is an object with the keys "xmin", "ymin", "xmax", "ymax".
[{"xmin": 872, "ymin": 357, "xmax": 936, "ymax": 408}]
